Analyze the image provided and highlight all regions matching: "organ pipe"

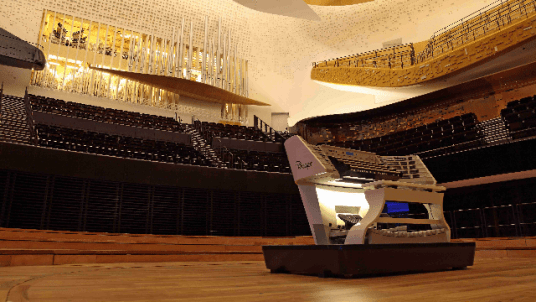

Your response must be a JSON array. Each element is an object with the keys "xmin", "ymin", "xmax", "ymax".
[
  {"xmin": 89, "ymin": 22, "xmax": 101, "ymax": 95},
  {"xmin": 227, "ymin": 30, "xmax": 231, "ymax": 91},
  {"xmin": 210, "ymin": 37, "xmax": 214, "ymax": 86},
  {"xmin": 71, "ymin": 17, "xmax": 83, "ymax": 93},
  {"xmin": 100, "ymin": 24, "xmax": 110, "ymax": 97},
  {"xmin": 217, "ymin": 16, "xmax": 221, "ymax": 89},
  {"xmin": 168, "ymin": 27, "xmax": 176, "ymax": 77},
  {"xmin": 80, "ymin": 20, "xmax": 92, "ymax": 94},
  {"xmin": 54, "ymin": 13, "xmax": 64, "ymax": 89},
  {"xmin": 107, "ymin": 26, "xmax": 118, "ymax": 98},
  {"xmin": 188, "ymin": 20, "xmax": 193, "ymax": 80},
  {"xmin": 202, "ymin": 16, "xmax": 208, "ymax": 83},
  {"xmin": 116, "ymin": 27, "xmax": 126, "ymax": 98},
  {"xmin": 178, "ymin": 18, "xmax": 184, "ymax": 79},
  {"xmin": 222, "ymin": 32, "xmax": 227, "ymax": 90},
  {"xmin": 32, "ymin": 10, "xmax": 250, "ymax": 123}
]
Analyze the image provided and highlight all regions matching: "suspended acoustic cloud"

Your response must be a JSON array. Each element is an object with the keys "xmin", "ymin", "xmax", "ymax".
[{"xmin": 233, "ymin": 0, "xmax": 321, "ymax": 21}]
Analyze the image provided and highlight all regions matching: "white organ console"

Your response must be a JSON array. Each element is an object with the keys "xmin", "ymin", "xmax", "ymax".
[
  {"xmin": 284, "ymin": 135, "xmax": 450, "ymax": 246},
  {"xmin": 262, "ymin": 135, "xmax": 476, "ymax": 277}
]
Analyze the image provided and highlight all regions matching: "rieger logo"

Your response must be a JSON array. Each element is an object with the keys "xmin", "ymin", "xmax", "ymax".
[{"xmin": 296, "ymin": 161, "xmax": 313, "ymax": 170}]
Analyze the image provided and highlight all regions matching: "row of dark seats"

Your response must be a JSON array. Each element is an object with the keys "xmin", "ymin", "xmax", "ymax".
[
  {"xmin": 331, "ymin": 113, "xmax": 482, "ymax": 156},
  {"xmin": 36, "ymin": 124, "xmax": 209, "ymax": 166},
  {"xmin": 195, "ymin": 121, "xmax": 270, "ymax": 144},
  {"xmin": 505, "ymin": 96, "xmax": 536, "ymax": 108},
  {"xmin": 30, "ymin": 95, "xmax": 185, "ymax": 132},
  {"xmin": 220, "ymin": 148, "xmax": 291, "ymax": 173},
  {"xmin": 501, "ymin": 96, "xmax": 536, "ymax": 139}
]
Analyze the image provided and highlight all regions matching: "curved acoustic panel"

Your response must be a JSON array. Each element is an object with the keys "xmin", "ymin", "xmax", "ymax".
[
  {"xmin": 0, "ymin": 28, "xmax": 46, "ymax": 70},
  {"xmin": 89, "ymin": 66, "xmax": 270, "ymax": 106},
  {"xmin": 304, "ymin": 0, "xmax": 373, "ymax": 6},
  {"xmin": 233, "ymin": 0, "xmax": 321, "ymax": 21}
]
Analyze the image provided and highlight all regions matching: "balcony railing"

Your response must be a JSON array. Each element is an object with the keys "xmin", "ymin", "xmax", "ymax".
[{"xmin": 313, "ymin": 0, "xmax": 536, "ymax": 70}]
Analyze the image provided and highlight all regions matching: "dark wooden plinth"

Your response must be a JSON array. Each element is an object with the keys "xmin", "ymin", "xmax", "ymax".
[{"xmin": 262, "ymin": 242, "xmax": 476, "ymax": 277}]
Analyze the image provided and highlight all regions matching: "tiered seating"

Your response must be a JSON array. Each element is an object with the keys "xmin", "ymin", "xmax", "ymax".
[
  {"xmin": 0, "ymin": 95, "xmax": 33, "ymax": 144},
  {"xmin": 334, "ymin": 113, "xmax": 483, "ymax": 157},
  {"xmin": 501, "ymin": 96, "xmax": 536, "ymax": 139},
  {"xmin": 196, "ymin": 121, "xmax": 270, "ymax": 145},
  {"xmin": 30, "ymin": 95, "xmax": 185, "ymax": 132},
  {"xmin": 220, "ymin": 148, "xmax": 291, "ymax": 173},
  {"xmin": 35, "ymin": 124, "xmax": 209, "ymax": 166}
]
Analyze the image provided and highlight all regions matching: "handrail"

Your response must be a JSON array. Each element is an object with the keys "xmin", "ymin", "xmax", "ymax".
[
  {"xmin": 24, "ymin": 89, "xmax": 39, "ymax": 145},
  {"xmin": 313, "ymin": 0, "xmax": 536, "ymax": 70},
  {"xmin": 253, "ymin": 115, "xmax": 286, "ymax": 142},
  {"xmin": 0, "ymin": 82, "xmax": 3, "ymax": 115}
]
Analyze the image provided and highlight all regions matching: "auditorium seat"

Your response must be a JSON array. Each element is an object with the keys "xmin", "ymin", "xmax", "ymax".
[
  {"xmin": 35, "ymin": 124, "xmax": 208, "ymax": 167},
  {"xmin": 29, "ymin": 95, "xmax": 185, "ymax": 133},
  {"xmin": 195, "ymin": 121, "xmax": 270, "ymax": 145},
  {"xmin": 325, "ymin": 113, "xmax": 483, "ymax": 158},
  {"xmin": 220, "ymin": 148, "xmax": 290, "ymax": 173},
  {"xmin": 502, "ymin": 98, "xmax": 536, "ymax": 138}
]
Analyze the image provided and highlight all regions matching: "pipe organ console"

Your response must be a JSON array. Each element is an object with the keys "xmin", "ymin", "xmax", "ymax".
[
  {"xmin": 284, "ymin": 135, "xmax": 450, "ymax": 245},
  {"xmin": 262, "ymin": 135, "xmax": 476, "ymax": 277}
]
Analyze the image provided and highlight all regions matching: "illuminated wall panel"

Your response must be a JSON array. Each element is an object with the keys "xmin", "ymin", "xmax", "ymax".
[{"xmin": 0, "ymin": 0, "xmax": 256, "ymax": 124}]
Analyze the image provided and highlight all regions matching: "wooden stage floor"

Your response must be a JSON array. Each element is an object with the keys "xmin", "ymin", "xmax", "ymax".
[{"xmin": 1, "ymin": 258, "xmax": 536, "ymax": 302}]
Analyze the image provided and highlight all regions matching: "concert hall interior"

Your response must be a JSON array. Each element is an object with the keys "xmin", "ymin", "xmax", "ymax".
[{"xmin": 2, "ymin": 0, "xmax": 536, "ymax": 301}]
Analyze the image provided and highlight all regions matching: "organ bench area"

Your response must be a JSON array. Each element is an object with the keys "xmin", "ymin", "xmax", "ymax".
[{"xmin": 262, "ymin": 135, "xmax": 476, "ymax": 277}]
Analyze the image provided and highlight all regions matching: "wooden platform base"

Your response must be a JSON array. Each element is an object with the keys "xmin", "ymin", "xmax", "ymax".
[{"xmin": 262, "ymin": 242, "xmax": 476, "ymax": 277}]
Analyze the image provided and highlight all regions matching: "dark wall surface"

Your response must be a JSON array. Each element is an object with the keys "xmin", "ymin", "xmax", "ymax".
[
  {"xmin": 0, "ymin": 142, "xmax": 306, "ymax": 236},
  {"xmin": 424, "ymin": 138, "xmax": 536, "ymax": 183},
  {"xmin": 0, "ymin": 142, "xmax": 298, "ymax": 194}
]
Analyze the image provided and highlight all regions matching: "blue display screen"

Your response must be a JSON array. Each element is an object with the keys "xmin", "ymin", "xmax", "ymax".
[
  {"xmin": 385, "ymin": 202, "xmax": 409, "ymax": 213},
  {"xmin": 346, "ymin": 152, "xmax": 354, "ymax": 156}
]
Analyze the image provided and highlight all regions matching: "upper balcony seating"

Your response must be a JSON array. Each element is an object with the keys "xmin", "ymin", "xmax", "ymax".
[
  {"xmin": 501, "ymin": 96, "xmax": 536, "ymax": 139},
  {"xmin": 29, "ymin": 95, "xmax": 185, "ymax": 133},
  {"xmin": 220, "ymin": 148, "xmax": 291, "ymax": 173},
  {"xmin": 330, "ymin": 113, "xmax": 483, "ymax": 158},
  {"xmin": 35, "ymin": 124, "xmax": 209, "ymax": 166},
  {"xmin": 196, "ymin": 121, "xmax": 270, "ymax": 145}
]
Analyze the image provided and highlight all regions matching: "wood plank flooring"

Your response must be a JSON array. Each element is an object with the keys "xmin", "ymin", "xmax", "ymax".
[{"xmin": 1, "ymin": 258, "xmax": 536, "ymax": 302}]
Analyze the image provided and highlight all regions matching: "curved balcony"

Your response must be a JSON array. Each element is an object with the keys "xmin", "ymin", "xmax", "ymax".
[{"xmin": 311, "ymin": 0, "xmax": 536, "ymax": 87}]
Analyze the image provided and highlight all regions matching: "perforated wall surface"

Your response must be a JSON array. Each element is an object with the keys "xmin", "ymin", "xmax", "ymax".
[{"xmin": 1, "ymin": 0, "xmax": 502, "ymax": 126}]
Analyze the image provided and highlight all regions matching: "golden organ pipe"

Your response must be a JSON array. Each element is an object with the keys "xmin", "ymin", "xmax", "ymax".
[
  {"xmin": 107, "ymin": 26, "xmax": 118, "ymax": 98},
  {"xmin": 203, "ymin": 16, "xmax": 208, "ymax": 83},
  {"xmin": 61, "ymin": 14, "xmax": 75, "ymax": 90},
  {"xmin": 178, "ymin": 18, "xmax": 184, "ymax": 79},
  {"xmin": 40, "ymin": 10, "xmax": 54, "ymax": 87},
  {"xmin": 71, "ymin": 17, "xmax": 83, "ymax": 93},
  {"xmin": 89, "ymin": 21, "xmax": 101, "ymax": 95},
  {"xmin": 217, "ymin": 16, "xmax": 221, "ymax": 88},
  {"xmin": 188, "ymin": 20, "xmax": 193, "ymax": 80}
]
